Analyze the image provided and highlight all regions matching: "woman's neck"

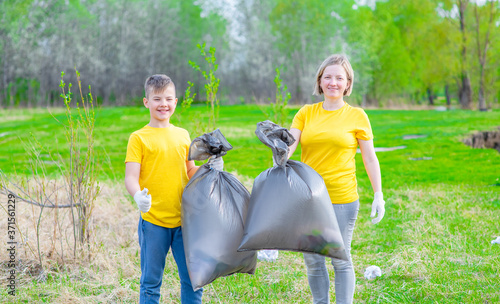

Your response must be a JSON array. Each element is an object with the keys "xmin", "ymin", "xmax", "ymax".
[{"xmin": 322, "ymin": 97, "xmax": 345, "ymax": 111}]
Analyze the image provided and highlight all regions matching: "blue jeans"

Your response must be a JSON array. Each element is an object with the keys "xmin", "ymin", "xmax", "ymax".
[
  {"xmin": 303, "ymin": 200, "xmax": 360, "ymax": 304},
  {"xmin": 138, "ymin": 217, "xmax": 203, "ymax": 304}
]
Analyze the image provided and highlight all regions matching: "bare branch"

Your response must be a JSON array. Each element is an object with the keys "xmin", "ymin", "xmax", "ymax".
[{"xmin": 0, "ymin": 188, "xmax": 81, "ymax": 208}]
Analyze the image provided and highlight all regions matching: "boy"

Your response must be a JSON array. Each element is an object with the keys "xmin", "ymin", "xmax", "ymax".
[{"xmin": 124, "ymin": 74, "xmax": 221, "ymax": 303}]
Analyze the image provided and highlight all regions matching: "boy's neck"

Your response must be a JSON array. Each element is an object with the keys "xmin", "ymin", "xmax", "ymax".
[{"xmin": 148, "ymin": 120, "xmax": 171, "ymax": 128}]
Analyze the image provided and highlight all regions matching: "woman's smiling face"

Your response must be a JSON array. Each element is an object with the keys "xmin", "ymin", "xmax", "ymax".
[{"xmin": 320, "ymin": 64, "xmax": 349, "ymax": 100}]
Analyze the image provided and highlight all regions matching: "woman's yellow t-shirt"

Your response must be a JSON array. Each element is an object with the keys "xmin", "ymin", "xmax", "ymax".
[
  {"xmin": 125, "ymin": 125, "xmax": 191, "ymax": 228},
  {"xmin": 291, "ymin": 102, "xmax": 373, "ymax": 204}
]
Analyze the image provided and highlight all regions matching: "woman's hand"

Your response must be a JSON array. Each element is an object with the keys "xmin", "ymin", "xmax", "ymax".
[{"xmin": 371, "ymin": 191, "xmax": 385, "ymax": 224}]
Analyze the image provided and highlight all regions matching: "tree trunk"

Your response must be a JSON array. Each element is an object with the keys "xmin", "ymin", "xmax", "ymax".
[
  {"xmin": 445, "ymin": 84, "xmax": 451, "ymax": 107},
  {"xmin": 478, "ymin": 69, "xmax": 486, "ymax": 111},
  {"xmin": 458, "ymin": 0, "xmax": 472, "ymax": 109},
  {"xmin": 459, "ymin": 74, "xmax": 472, "ymax": 109},
  {"xmin": 474, "ymin": 1, "xmax": 496, "ymax": 111},
  {"xmin": 427, "ymin": 87, "xmax": 434, "ymax": 105}
]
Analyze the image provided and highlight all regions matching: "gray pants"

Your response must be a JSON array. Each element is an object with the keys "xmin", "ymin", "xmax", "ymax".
[{"xmin": 303, "ymin": 200, "xmax": 360, "ymax": 304}]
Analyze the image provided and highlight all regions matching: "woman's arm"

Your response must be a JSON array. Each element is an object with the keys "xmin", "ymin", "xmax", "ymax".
[
  {"xmin": 358, "ymin": 139, "xmax": 385, "ymax": 224},
  {"xmin": 358, "ymin": 139, "xmax": 382, "ymax": 192},
  {"xmin": 288, "ymin": 128, "xmax": 302, "ymax": 159}
]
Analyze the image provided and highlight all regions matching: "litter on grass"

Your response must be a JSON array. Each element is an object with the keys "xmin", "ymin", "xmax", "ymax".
[
  {"xmin": 409, "ymin": 157, "xmax": 432, "ymax": 161},
  {"xmin": 491, "ymin": 236, "xmax": 500, "ymax": 244},
  {"xmin": 257, "ymin": 250, "xmax": 279, "ymax": 262},
  {"xmin": 403, "ymin": 134, "xmax": 427, "ymax": 140},
  {"xmin": 364, "ymin": 265, "xmax": 382, "ymax": 280}
]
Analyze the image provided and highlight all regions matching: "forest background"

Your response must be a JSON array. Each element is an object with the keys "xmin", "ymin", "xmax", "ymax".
[
  {"xmin": 1, "ymin": 0, "xmax": 500, "ymax": 302},
  {"xmin": 1, "ymin": 0, "xmax": 500, "ymax": 110}
]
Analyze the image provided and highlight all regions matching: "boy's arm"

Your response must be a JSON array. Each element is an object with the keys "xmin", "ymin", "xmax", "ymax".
[
  {"xmin": 125, "ymin": 162, "xmax": 141, "ymax": 196},
  {"xmin": 125, "ymin": 162, "xmax": 152, "ymax": 212},
  {"xmin": 186, "ymin": 160, "xmax": 200, "ymax": 179}
]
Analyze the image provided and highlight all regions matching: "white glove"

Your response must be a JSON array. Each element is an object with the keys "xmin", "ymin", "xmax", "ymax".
[
  {"xmin": 209, "ymin": 156, "xmax": 224, "ymax": 171},
  {"xmin": 370, "ymin": 191, "xmax": 385, "ymax": 224},
  {"xmin": 134, "ymin": 188, "xmax": 152, "ymax": 213}
]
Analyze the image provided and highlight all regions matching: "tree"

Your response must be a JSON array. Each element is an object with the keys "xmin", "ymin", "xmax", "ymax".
[
  {"xmin": 270, "ymin": 0, "xmax": 344, "ymax": 103},
  {"xmin": 473, "ymin": 0, "xmax": 499, "ymax": 111},
  {"xmin": 458, "ymin": 0, "xmax": 474, "ymax": 109}
]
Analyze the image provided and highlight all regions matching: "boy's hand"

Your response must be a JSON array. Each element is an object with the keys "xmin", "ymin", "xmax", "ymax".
[
  {"xmin": 370, "ymin": 191, "xmax": 385, "ymax": 224},
  {"xmin": 210, "ymin": 156, "xmax": 224, "ymax": 171},
  {"xmin": 134, "ymin": 188, "xmax": 152, "ymax": 213}
]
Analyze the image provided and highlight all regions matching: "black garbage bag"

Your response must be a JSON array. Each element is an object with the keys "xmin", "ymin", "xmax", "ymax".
[
  {"xmin": 182, "ymin": 129, "xmax": 257, "ymax": 291},
  {"xmin": 238, "ymin": 121, "xmax": 348, "ymax": 260}
]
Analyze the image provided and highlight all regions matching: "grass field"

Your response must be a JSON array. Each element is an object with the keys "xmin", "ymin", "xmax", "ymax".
[{"xmin": 0, "ymin": 104, "xmax": 499, "ymax": 303}]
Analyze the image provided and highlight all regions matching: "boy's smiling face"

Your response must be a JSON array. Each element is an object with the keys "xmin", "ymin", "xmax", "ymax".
[{"xmin": 143, "ymin": 85, "xmax": 177, "ymax": 127}]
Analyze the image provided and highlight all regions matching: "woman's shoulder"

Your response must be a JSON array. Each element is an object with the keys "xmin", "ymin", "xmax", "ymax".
[
  {"xmin": 297, "ymin": 102, "xmax": 322, "ymax": 113},
  {"xmin": 346, "ymin": 103, "xmax": 368, "ymax": 115}
]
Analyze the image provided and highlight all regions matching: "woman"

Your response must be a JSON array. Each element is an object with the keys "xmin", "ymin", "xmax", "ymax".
[{"xmin": 287, "ymin": 54, "xmax": 386, "ymax": 304}]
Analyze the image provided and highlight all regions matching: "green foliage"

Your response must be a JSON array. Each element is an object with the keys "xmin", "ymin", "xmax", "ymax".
[
  {"xmin": 57, "ymin": 69, "xmax": 101, "ymax": 254},
  {"xmin": 189, "ymin": 43, "xmax": 221, "ymax": 133},
  {"xmin": 182, "ymin": 81, "xmax": 197, "ymax": 111},
  {"xmin": 172, "ymin": 80, "xmax": 203, "ymax": 134},
  {"xmin": 269, "ymin": 0, "xmax": 342, "ymax": 101},
  {"xmin": 1, "ymin": 0, "xmax": 500, "ymax": 108},
  {"xmin": 262, "ymin": 67, "xmax": 291, "ymax": 127},
  {"xmin": 0, "ymin": 71, "xmax": 101, "ymax": 274}
]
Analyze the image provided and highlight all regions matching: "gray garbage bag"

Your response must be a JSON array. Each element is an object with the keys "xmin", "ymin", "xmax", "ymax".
[
  {"xmin": 182, "ymin": 129, "xmax": 257, "ymax": 291},
  {"xmin": 238, "ymin": 121, "xmax": 348, "ymax": 260}
]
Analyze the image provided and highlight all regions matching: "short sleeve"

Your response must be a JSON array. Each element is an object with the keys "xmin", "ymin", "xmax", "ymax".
[
  {"xmin": 291, "ymin": 106, "xmax": 307, "ymax": 131},
  {"xmin": 125, "ymin": 133, "xmax": 143, "ymax": 163},
  {"xmin": 355, "ymin": 110, "xmax": 374, "ymax": 141}
]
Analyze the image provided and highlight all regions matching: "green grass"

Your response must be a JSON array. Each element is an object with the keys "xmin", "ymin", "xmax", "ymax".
[{"xmin": 0, "ymin": 105, "xmax": 499, "ymax": 303}]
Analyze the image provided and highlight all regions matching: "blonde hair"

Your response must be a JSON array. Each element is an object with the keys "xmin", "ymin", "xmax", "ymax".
[
  {"xmin": 313, "ymin": 54, "xmax": 354, "ymax": 96},
  {"xmin": 144, "ymin": 74, "xmax": 175, "ymax": 99}
]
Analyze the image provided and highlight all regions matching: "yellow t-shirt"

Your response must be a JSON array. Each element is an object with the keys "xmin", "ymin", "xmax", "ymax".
[
  {"xmin": 125, "ymin": 125, "xmax": 191, "ymax": 228},
  {"xmin": 291, "ymin": 102, "xmax": 373, "ymax": 204}
]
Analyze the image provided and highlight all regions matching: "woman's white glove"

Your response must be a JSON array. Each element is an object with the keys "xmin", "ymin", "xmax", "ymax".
[
  {"xmin": 134, "ymin": 188, "xmax": 152, "ymax": 213},
  {"xmin": 210, "ymin": 156, "xmax": 224, "ymax": 171},
  {"xmin": 370, "ymin": 191, "xmax": 385, "ymax": 224}
]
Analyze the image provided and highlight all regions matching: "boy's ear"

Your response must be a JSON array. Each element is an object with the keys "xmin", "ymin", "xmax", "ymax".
[
  {"xmin": 143, "ymin": 97, "xmax": 149, "ymax": 108},
  {"xmin": 175, "ymin": 98, "xmax": 178, "ymax": 105}
]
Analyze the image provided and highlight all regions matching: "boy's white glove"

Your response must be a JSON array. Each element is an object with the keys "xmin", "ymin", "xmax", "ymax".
[
  {"xmin": 210, "ymin": 156, "xmax": 224, "ymax": 171},
  {"xmin": 370, "ymin": 191, "xmax": 385, "ymax": 224},
  {"xmin": 134, "ymin": 188, "xmax": 152, "ymax": 213}
]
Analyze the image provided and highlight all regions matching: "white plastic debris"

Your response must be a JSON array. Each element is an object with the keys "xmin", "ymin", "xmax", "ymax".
[
  {"xmin": 491, "ymin": 237, "xmax": 500, "ymax": 244},
  {"xmin": 364, "ymin": 265, "xmax": 382, "ymax": 280},
  {"xmin": 257, "ymin": 250, "xmax": 279, "ymax": 262}
]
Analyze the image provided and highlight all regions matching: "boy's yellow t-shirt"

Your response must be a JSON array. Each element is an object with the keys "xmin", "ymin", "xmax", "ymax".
[
  {"xmin": 125, "ymin": 125, "xmax": 191, "ymax": 228},
  {"xmin": 291, "ymin": 102, "xmax": 373, "ymax": 204}
]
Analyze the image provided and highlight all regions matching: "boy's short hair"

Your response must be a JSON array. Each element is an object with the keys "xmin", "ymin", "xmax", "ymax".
[
  {"xmin": 144, "ymin": 74, "xmax": 176, "ymax": 98},
  {"xmin": 313, "ymin": 54, "xmax": 354, "ymax": 97}
]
